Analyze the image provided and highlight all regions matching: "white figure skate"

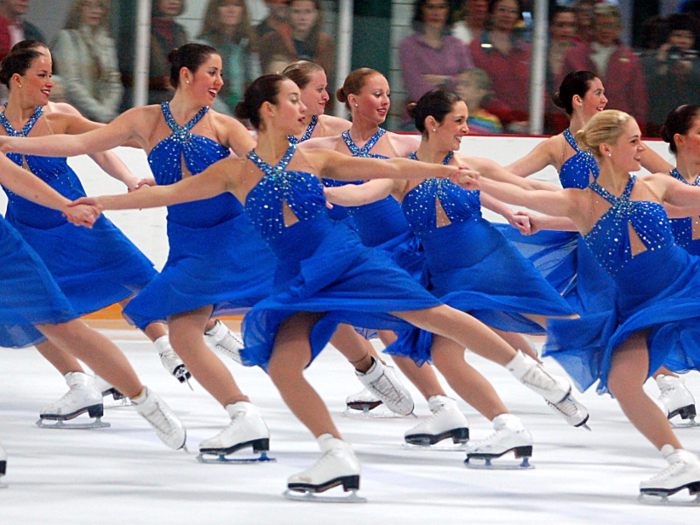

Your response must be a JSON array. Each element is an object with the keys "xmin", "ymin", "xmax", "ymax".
[
  {"xmin": 205, "ymin": 320, "xmax": 244, "ymax": 365},
  {"xmin": 93, "ymin": 376, "xmax": 131, "ymax": 408},
  {"xmin": 37, "ymin": 372, "xmax": 110, "ymax": 429},
  {"xmin": 0, "ymin": 440, "xmax": 6, "ymax": 488},
  {"xmin": 355, "ymin": 358, "xmax": 414, "ymax": 416},
  {"xmin": 656, "ymin": 375, "xmax": 698, "ymax": 428},
  {"xmin": 344, "ymin": 388, "xmax": 385, "ymax": 417},
  {"xmin": 155, "ymin": 336, "xmax": 192, "ymax": 385},
  {"xmin": 132, "ymin": 387, "xmax": 187, "ymax": 450},
  {"xmin": 639, "ymin": 445, "xmax": 700, "ymax": 505},
  {"xmin": 465, "ymin": 413, "xmax": 534, "ymax": 469},
  {"xmin": 284, "ymin": 434, "xmax": 366, "ymax": 503},
  {"xmin": 197, "ymin": 402, "xmax": 274, "ymax": 463},
  {"xmin": 507, "ymin": 351, "xmax": 590, "ymax": 429},
  {"xmin": 404, "ymin": 396, "xmax": 469, "ymax": 449}
]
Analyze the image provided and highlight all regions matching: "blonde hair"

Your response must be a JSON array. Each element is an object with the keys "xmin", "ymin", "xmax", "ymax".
[
  {"xmin": 575, "ymin": 109, "xmax": 632, "ymax": 160},
  {"xmin": 63, "ymin": 0, "xmax": 111, "ymax": 31}
]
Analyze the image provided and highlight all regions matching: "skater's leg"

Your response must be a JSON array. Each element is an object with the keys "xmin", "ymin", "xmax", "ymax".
[
  {"xmin": 35, "ymin": 340, "xmax": 84, "ymax": 376},
  {"xmin": 431, "ymin": 335, "xmax": 508, "ymax": 420},
  {"xmin": 268, "ymin": 312, "xmax": 340, "ymax": 439},
  {"xmin": 392, "ymin": 356, "xmax": 445, "ymax": 400},
  {"xmin": 491, "ymin": 329, "xmax": 539, "ymax": 362},
  {"xmin": 329, "ymin": 324, "xmax": 374, "ymax": 372},
  {"xmin": 607, "ymin": 330, "xmax": 682, "ymax": 450},
  {"xmin": 167, "ymin": 306, "xmax": 249, "ymax": 407},
  {"xmin": 36, "ymin": 319, "xmax": 143, "ymax": 398}
]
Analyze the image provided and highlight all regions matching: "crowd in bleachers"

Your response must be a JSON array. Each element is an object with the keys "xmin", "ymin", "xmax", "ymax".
[{"xmin": 2, "ymin": 0, "xmax": 698, "ymax": 136}]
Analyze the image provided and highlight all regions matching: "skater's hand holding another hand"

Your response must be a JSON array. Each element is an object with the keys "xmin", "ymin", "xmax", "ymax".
[
  {"xmin": 64, "ymin": 203, "xmax": 100, "ymax": 228},
  {"xmin": 450, "ymin": 166, "xmax": 480, "ymax": 190},
  {"xmin": 69, "ymin": 196, "xmax": 104, "ymax": 212},
  {"xmin": 508, "ymin": 211, "xmax": 531, "ymax": 235},
  {"xmin": 132, "ymin": 177, "xmax": 157, "ymax": 191}
]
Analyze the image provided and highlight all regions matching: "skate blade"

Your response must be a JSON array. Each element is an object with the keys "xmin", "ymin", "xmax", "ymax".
[
  {"xmin": 342, "ymin": 407, "xmax": 402, "ymax": 419},
  {"xmin": 465, "ymin": 446, "xmax": 534, "ymax": 470},
  {"xmin": 197, "ymin": 451, "xmax": 276, "ymax": 464},
  {"xmin": 283, "ymin": 489, "xmax": 367, "ymax": 503},
  {"xmin": 36, "ymin": 416, "xmax": 110, "ymax": 430},
  {"xmin": 638, "ymin": 490, "xmax": 700, "ymax": 506},
  {"xmin": 402, "ymin": 442, "xmax": 468, "ymax": 452},
  {"xmin": 103, "ymin": 397, "xmax": 132, "ymax": 409}
]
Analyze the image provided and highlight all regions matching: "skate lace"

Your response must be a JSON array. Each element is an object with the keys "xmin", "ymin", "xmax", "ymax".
[
  {"xmin": 215, "ymin": 332, "xmax": 244, "ymax": 363},
  {"xmin": 547, "ymin": 397, "xmax": 581, "ymax": 418},
  {"xmin": 49, "ymin": 385, "xmax": 82, "ymax": 409},
  {"xmin": 369, "ymin": 373, "xmax": 405, "ymax": 406},
  {"xmin": 646, "ymin": 459, "xmax": 686, "ymax": 484},
  {"xmin": 144, "ymin": 398, "xmax": 177, "ymax": 435},
  {"xmin": 468, "ymin": 428, "xmax": 504, "ymax": 451}
]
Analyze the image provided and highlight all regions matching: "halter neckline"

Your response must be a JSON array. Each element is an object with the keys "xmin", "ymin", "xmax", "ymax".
[
  {"xmin": 589, "ymin": 175, "xmax": 636, "ymax": 205},
  {"xmin": 246, "ymin": 143, "xmax": 297, "ymax": 175},
  {"xmin": 0, "ymin": 106, "xmax": 43, "ymax": 137},
  {"xmin": 161, "ymin": 102, "xmax": 209, "ymax": 138},
  {"xmin": 563, "ymin": 128, "xmax": 581, "ymax": 153},
  {"xmin": 409, "ymin": 151, "xmax": 454, "ymax": 165},
  {"xmin": 342, "ymin": 128, "xmax": 386, "ymax": 157},
  {"xmin": 670, "ymin": 167, "xmax": 700, "ymax": 187},
  {"xmin": 288, "ymin": 115, "xmax": 318, "ymax": 145}
]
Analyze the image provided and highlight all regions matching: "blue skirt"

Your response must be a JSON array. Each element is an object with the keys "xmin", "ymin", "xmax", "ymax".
[
  {"xmin": 11, "ymin": 215, "xmax": 157, "ymax": 316},
  {"xmin": 123, "ymin": 213, "xmax": 276, "ymax": 329},
  {"xmin": 240, "ymin": 221, "xmax": 442, "ymax": 370},
  {"xmin": 0, "ymin": 217, "xmax": 77, "ymax": 348}
]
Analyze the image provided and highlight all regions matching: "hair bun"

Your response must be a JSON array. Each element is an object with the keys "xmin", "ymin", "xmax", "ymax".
[
  {"xmin": 234, "ymin": 100, "xmax": 251, "ymax": 121},
  {"xmin": 406, "ymin": 102, "xmax": 418, "ymax": 119},
  {"xmin": 167, "ymin": 48, "xmax": 180, "ymax": 66},
  {"xmin": 335, "ymin": 87, "xmax": 347, "ymax": 103},
  {"xmin": 551, "ymin": 90, "xmax": 564, "ymax": 109}
]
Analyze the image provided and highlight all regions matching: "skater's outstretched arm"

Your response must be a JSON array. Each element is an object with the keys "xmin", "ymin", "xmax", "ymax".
[{"xmin": 323, "ymin": 179, "xmax": 396, "ymax": 207}]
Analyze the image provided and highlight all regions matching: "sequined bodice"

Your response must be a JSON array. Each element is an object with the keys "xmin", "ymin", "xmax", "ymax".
[
  {"xmin": 245, "ymin": 144, "xmax": 330, "ymax": 261},
  {"xmin": 668, "ymin": 168, "xmax": 700, "ymax": 253},
  {"xmin": 288, "ymin": 115, "xmax": 318, "ymax": 144},
  {"xmin": 322, "ymin": 128, "xmax": 411, "ymax": 246},
  {"xmin": 559, "ymin": 129, "xmax": 599, "ymax": 190},
  {"xmin": 147, "ymin": 102, "xmax": 240, "ymax": 227},
  {"xmin": 0, "ymin": 107, "xmax": 85, "ymax": 227},
  {"xmin": 402, "ymin": 152, "xmax": 481, "ymax": 235},
  {"xmin": 584, "ymin": 176, "xmax": 674, "ymax": 278}
]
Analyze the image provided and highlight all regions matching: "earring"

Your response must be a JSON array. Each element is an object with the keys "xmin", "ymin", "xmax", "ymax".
[
  {"xmin": 186, "ymin": 80, "xmax": 190, "ymax": 84},
  {"xmin": 354, "ymin": 104, "xmax": 358, "ymax": 107},
  {"xmin": 608, "ymin": 153, "xmax": 612, "ymax": 157},
  {"xmin": 432, "ymin": 128, "xmax": 437, "ymax": 132},
  {"xmin": 19, "ymin": 84, "xmax": 22, "ymax": 88}
]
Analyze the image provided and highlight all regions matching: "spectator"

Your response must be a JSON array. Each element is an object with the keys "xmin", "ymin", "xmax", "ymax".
[
  {"xmin": 452, "ymin": 0, "xmax": 488, "ymax": 45},
  {"xmin": 545, "ymin": 7, "xmax": 577, "ymax": 133},
  {"xmin": 52, "ymin": 0, "xmax": 123, "ymax": 123},
  {"xmin": 399, "ymin": 0, "xmax": 473, "ymax": 129},
  {"xmin": 572, "ymin": 0, "xmax": 595, "ymax": 44},
  {"xmin": 197, "ymin": 0, "xmax": 260, "ymax": 116},
  {"xmin": 642, "ymin": 14, "xmax": 700, "ymax": 137},
  {"xmin": 469, "ymin": 0, "xmax": 530, "ymax": 131},
  {"xmin": 455, "ymin": 68, "xmax": 502, "ymax": 134},
  {"xmin": 258, "ymin": 0, "xmax": 335, "ymax": 82},
  {"xmin": 561, "ymin": 3, "xmax": 647, "ymax": 133},
  {"xmin": 0, "ymin": 0, "xmax": 44, "ymax": 61},
  {"xmin": 255, "ymin": 0, "xmax": 291, "ymax": 39}
]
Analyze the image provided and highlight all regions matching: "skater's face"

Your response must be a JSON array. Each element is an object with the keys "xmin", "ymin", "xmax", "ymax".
[
  {"xmin": 431, "ymin": 101, "xmax": 469, "ymax": 150},
  {"xmin": 182, "ymin": 53, "xmax": 224, "ymax": 106},
  {"xmin": 605, "ymin": 119, "xmax": 645, "ymax": 174},
  {"xmin": 351, "ymin": 74, "xmax": 390, "ymax": 125},
  {"xmin": 578, "ymin": 77, "xmax": 607, "ymax": 122},
  {"xmin": 268, "ymin": 79, "xmax": 307, "ymax": 134},
  {"xmin": 15, "ymin": 55, "xmax": 54, "ymax": 106},
  {"xmin": 300, "ymin": 69, "xmax": 329, "ymax": 116}
]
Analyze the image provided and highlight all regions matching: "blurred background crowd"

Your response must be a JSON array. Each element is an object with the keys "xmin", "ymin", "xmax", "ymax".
[{"xmin": 3, "ymin": 0, "xmax": 698, "ymax": 137}]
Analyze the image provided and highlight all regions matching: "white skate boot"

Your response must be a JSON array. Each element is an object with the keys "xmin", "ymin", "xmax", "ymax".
[
  {"xmin": 197, "ymin": 402, "xmax": 273, "ymax": 463},
  {"xmin": 285, "ymin": 434, "xmax": 365, "ymax": 503},
  {"xmin": 205, "ymin": 320, "xmax": 244, "ymax": 365},
  {"xmin": 155, "ymin": 336, "xmax": 191, "ymax": 385},
  {"xmin": 0, "ymin": 440, "xmax": 6, "ymax": 488},
  {"xmin": 355, "ymin": 358, "xmax": 414, "ymax": 416},
  {"xmin": 93, "ymin": 376, "xmax": 131, "ymax": 408},
  {"xmin": 37, "ymin": 372, "xmax": 109, "ymax": 429},
  {"xmin": 507, "ymin": 351, "xmax": 590, "ymax": 429},
  {"xmin": 639, "ymin": 445, "xmax": 700, "ymax": 505},
  {"xmin": 465, "ymin": 413, "xmax": 534, "ymax": 469},
  {"xmin": 656, "ymin": 375, "xmax": 698, "ymax": 427},
  {"xmin": 405, "ymin": 396, "xmax": 469, "ymax": 448},
  {"xmin": 131, "ymin": 387, "xmax": 187, "ymax": 450},
  {"xmin": 345, "ymin": 388, "xmax": 383, "ymax": 414}
]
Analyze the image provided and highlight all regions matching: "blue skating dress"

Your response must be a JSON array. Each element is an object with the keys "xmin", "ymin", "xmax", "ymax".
[
  {"xmin": 500, "ymin": 129, "xmax": 616, "ymax": 314},
  {"xmin": 386, "ymin": 152, "xmax": 575, "ymax": 365},
  {"xmin": 122, "ymin": 102, "xmax": 275, "ymax": 329},
  {"xmin": 239, "ymin": 144, "xmax": 442, "ymax": 370},
  {"xmin": 0, "ymin": 107, "xmax": 157, "ymax": 316},
  {"xmin": 287, "ymin": 115, "xmax": 318, "ymax": 145},
  {"xmin": 668, "ymin": 168, "xmax": 700, "ymax": 256},
  {"xmin": 0, "ymin": 214, "xmax": 77, "ymax": 348},
  {"xmin": 544, "ymin": 175, "xmax": 700, "ymax": 393},
  {"xmin": 322, "ymin": 129, "xmax": 425, "ymax": 280}
]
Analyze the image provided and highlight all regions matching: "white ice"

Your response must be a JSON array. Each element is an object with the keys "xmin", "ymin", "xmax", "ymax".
[{"xmin": 1, "ymin": 328, "xmax": 699, "ymax": 525}]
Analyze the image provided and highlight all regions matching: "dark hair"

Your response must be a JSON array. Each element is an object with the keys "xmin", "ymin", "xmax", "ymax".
[
  {"xmin": 550, "ymin": 6, "xmax": 575, "ymax": 24},
  {"xmin": 336, "ymin": 67, "xmax": 381, "ymax": 111},
  {"xmin": 661, "ymin": 104, "xmax": 700, "ymax": 154},
  {"xmin": 552, "ymin": 70, "xmax": 597, "ymax": 116},
  {"xmin": 10, "ymin": 40, "xmax": 48, "ymax": 53},
  {"xmin": 167, "ymin": 43, "xmax": 219, "ymax": 89},
  {"xmin": 235, "ymin": 74, "xmax": 286, "ymax": 129},
  {"xmin": 488, "ymin": 0, "xmax": 523, "ymax": 17},
  {"xmin": 152, "ymin": 0, "xmax": 186, "ymax": 17},
  {"xmin": 408, "ymin": 89, "xmax": 462, "ymax": 135},
  {"xmin": 412, "ymin": 0, "xmax": 455, "ymax": 32},
  {"xmin": 283, "ymin": 60, "xmax": 324, "ymax": 90},
  {"xmin": 0, "ymin": 49, "xmax": 44, "ymax": 88}
]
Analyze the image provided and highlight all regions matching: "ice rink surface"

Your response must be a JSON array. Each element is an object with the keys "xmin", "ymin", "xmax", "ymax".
[{"xmin": 1, "ymin": 328, "xmax": 699, "ymax": 525}]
